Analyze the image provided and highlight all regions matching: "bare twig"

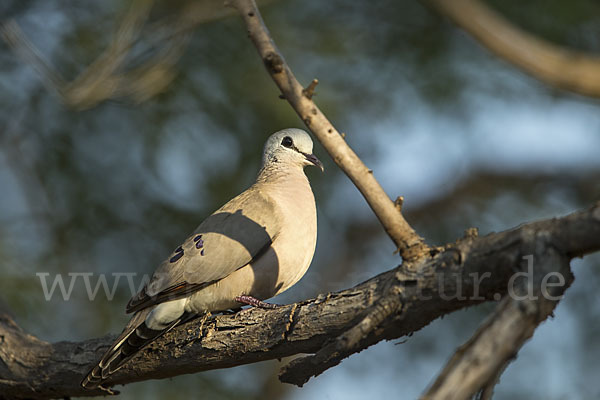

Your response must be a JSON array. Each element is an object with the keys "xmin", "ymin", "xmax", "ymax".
[
  {"xmin": 302, "ymin": 78, "xmax": 319, "ymax": 99},
  {"xmin": 424, "ymin": 0, "xmax": 600, "ymax": 98},
  {"xmin": 228, "ymin": 0, "xmax": 428, "ymax": 260},
  {"xmin": 2, "ymin": 0, "xmax": 282, "ymax": 109}
]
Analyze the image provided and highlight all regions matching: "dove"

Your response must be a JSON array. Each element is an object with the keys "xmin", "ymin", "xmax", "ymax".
[{"xmin": 82, "ymin": 128, "xmax": 323, "ymax": 390}]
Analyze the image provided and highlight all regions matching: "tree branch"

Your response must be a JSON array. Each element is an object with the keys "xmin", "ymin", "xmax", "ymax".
[
  {"xmin": 422, "ymin": 245, "xmax": 572, "ymax": 400},
  {"xmin": 278, "ymin": 280, "xmax": 403, "ymax": 385},
  {"xmin": 227, "ymin": 0, "xmax": 428, "ymax": 260},
  {"xmin": 1, "ymin": 0, "xmax": 192, "ymax": 109},
  {"xmin": 1, "ymin": 204, "xmax": 599, "ymax": 398},
  {"xmin": 1, "ymin": 0, "xmax": 280, "ymax": 110},
  {"xmin": 423, "ymin": 0, "xmax": 600, "ymax": 98}
]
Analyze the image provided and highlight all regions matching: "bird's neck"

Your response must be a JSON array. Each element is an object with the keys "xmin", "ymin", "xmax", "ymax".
[
  {"xmin": 255, "ymin": 164, "xmax": 316, "ymax": 227},
  {"xmin": 255, "ymin": 164, "xmax": 307, "ymax": 185},
  {"xmin": 255, "ymin": 164, "xmax": 313, "ymax": 206}
]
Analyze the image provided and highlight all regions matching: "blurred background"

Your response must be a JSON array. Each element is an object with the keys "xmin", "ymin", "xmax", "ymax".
[{"xmin": 1, "ymin": 0, "xmax": 600, "ymax": 398}]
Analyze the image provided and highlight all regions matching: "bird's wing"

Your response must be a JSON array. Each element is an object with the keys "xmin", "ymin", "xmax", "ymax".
[{"xmin": 126, "ymin": 186, "xmax": 282, "ymax": 313}]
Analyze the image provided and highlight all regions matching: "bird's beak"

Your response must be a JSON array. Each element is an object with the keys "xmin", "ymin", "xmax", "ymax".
[{"xmin": 303, "ymin": 153, "xmax": 324, "ymax": 172}]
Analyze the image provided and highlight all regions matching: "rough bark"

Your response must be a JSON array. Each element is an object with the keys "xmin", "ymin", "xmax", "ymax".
[
  {"xmin": 422, "ymin": 242, "xmax": 573, "ymax": 399},
  {"xmin": 1, "ymin": 204, "xmax": 599, "ymax": 399}
]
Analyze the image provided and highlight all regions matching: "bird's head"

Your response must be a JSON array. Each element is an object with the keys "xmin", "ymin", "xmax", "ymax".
[{"xmin": 262, "ymin": 128, "xmax": 324, "ymax": 172}]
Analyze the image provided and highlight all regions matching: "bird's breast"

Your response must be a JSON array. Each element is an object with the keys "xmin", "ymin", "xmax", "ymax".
[
  {"xmin": 185, "ymin": 174, "xmax": 318, "ymax": 313},
  {"xmin": 266, "ymin": 177, "xmax": 317, "ymax": 295}
]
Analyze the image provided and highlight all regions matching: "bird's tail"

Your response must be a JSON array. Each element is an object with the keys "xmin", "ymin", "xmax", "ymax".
[{"xmin": 81, "ymin": 309, "xmax": 192, "ymax": 390}]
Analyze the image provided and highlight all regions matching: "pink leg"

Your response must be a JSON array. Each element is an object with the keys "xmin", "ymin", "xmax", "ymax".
[{"xmin": 235, "ymin": 295, "xmax": 282, "ymax": 309}]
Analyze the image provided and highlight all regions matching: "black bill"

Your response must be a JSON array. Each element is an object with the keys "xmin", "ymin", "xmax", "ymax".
[{"xmin": 303, "ymin": 153, "xmax": 324, "ymax": 171}]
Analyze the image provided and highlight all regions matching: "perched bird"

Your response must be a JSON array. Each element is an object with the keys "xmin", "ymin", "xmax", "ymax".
[{"xmin": 82, "ymin": 128, "xmax": 323, "ymax": 390}]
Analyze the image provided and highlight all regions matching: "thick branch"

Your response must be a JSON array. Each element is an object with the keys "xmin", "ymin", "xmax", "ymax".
[
  {"xmin": 424, "ymin": 0, "xmax": 600, "ymax": 98},
  {"xmin": 1, "ymin": 204, "xmax": 599, "ymax": 398},
  {"xmin": 279, "ymin": 282, "xmax": 402, "ymax": 384},
  {"xmin": 228, "ymin": 0, "xmax": 427, "ymax": 259},
  {"xmin": 422, "ymin": 245, "xmax": 572, "ymax": 400}
]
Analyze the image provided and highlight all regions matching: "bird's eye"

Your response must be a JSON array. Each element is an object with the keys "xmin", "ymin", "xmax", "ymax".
[{"xmin": 281, "ymin": 136, "xmax": 293, "ymax": 148}]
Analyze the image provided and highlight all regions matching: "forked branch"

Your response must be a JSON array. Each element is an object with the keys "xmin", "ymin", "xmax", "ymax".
[{"xmin": 422, "ymin": 246, "xmax": 572, "ymax": 400}]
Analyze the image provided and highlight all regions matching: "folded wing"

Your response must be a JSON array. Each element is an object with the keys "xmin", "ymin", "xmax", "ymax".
[{"xmin": 126, "ymin": 188, "xmax": 282, "ymax": 313}]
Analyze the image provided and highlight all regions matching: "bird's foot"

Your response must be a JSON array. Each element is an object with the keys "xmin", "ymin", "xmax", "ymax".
[
  {"xmin": 235, "ymin": 295, "xmax": 282, "ymax": 309},
  {"xmin": 98, "ymin": 385, "xmax": 119, "ymax": 395}
]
